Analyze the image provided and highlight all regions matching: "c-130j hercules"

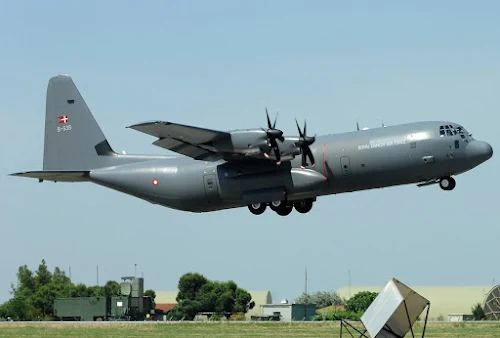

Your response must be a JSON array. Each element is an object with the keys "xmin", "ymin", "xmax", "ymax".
[{"xmin": 11, "ymin": 75, "xmax": 493, "ymax": 216}]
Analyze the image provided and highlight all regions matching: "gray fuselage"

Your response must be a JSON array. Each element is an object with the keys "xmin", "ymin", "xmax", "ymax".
[{"xmin": 88, "ymin": 121, "xmax": 493, "ymax": 212}]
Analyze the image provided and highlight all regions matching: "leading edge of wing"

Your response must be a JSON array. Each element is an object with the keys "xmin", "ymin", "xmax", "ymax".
[{"xmin": 127, "ymin": 120, "xmax": 231, "ymax": 144}]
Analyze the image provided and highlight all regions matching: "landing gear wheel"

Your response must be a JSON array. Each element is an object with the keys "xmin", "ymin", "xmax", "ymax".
[
  {"xmin": 248, "ymin": 203, "xmax": 266, "ymax": 215},
  {"xmin": 269, "ymin": 200, "xmax": 284, "ymax": 212},
  {"xmin": 294, "ymin": 199, "xmax": 313, "ymax": 214},
  {"xmin": 439, "ymin": 177, "xmax": 456, "ymax": 191},
  {"xmin": 269, "ymin": 200, "xmax": 293, "ymax": 216},
  {"xmin": 276, "ymin": 206, "xmax": 293, "ymax": 216}
]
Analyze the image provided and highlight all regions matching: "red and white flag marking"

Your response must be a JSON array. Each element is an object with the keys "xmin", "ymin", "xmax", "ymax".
[{"xmin": 58, "ymin": 115, "xmax": 69, "ymax": 124}]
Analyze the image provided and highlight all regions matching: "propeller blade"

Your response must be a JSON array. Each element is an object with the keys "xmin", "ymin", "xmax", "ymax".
[
  {"xmin": 273, "ymin": 112, "xmax": 279, "ymax": 129},
  {"xmin": 266, "ymin": 107, "xmax": 272, "ymax": 129},
  {"xmin": 295, "ymin": 119, "xmax": 304, "ymax": 138},
  {"xmin": 306, "ymin": 147, "xmax": 315, "ymax": 167},
  {"xmin": 269, "ymin": 136, "xmax": 281, "ymax": 164},
  {"xmin": 295, "ymin": 118, "xmax": 316, "ymax": 168}
]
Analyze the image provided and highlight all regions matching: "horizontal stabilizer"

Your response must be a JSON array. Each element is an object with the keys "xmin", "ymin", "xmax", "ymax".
[{"xmin": 10, "ymin": 171, "xmax": 90, "ymax": 182}]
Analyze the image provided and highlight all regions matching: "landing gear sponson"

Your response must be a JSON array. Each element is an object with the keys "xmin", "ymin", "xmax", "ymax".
[{"xmin": 247, "ymin": 198, "xmax": 315, "ymax": 216}]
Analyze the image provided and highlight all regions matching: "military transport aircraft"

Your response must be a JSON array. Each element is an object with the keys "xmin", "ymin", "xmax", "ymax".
[{"xmin": 11, "ymin": 75, "xmax": 493, "ymax": 216}]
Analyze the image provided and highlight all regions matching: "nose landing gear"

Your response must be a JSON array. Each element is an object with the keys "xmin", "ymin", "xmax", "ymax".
[{"xmin": 439, "ymin": 176, "xmax": 456, "ymax": 191}]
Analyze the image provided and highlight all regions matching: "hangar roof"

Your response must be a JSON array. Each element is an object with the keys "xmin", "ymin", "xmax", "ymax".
[{"xmin": 336, "ymin": 285, "xmax": 492, "ymax": 320}]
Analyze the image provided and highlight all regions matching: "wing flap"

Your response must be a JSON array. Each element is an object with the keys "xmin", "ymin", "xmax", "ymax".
[
  {"xmin": 10, "ymin": 170, "xmax": 90, "ymax": 182},
  {"xmin": 153, "ymin": 138, "xmax": 220, "ymax": 160}
]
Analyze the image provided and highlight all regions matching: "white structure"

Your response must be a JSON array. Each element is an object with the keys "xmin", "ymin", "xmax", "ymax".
[
  {"xmin": 448, "ymin": 313, "xmax": 474, "ymax": 322},
  {"xmin": 360, "ymin": 278, "xmax": 429, "ymax": 338},
  {"xmin": 260, "ymin": 303, "xmax": 316, "ymax": 321}
]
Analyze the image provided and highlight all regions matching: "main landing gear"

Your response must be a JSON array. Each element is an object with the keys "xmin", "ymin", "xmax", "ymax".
[
  {"xmin": 247, "ymin": 198, "xmax": 315, "ymax": 216},
  {"xmin": 439, "ymin": 176, "xmax": 456, "ymax": 191}
]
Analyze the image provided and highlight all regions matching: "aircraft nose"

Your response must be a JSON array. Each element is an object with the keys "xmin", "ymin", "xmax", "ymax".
[{"xmin": 466, "ymin": 140, "xmax": 493, "ymax": 162}]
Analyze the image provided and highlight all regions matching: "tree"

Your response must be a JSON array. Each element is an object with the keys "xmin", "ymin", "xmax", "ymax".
[
  {"xmin": 103, "ymin": 281, "xmax": 121, "ymax": 298},
  {"xmin": 471, "ymin": 303, "xmax": 485, "ymax": 320},
  {"xmin": 0, "ymin": 260, "xmax": 129, "ymax": 321},
  {"xmin": 144, "ymin": 289, "xmax": 156, "ymax": 308},
  {"xmin": 295, "ymin": 291, "xmax": 345, "ymax": 309},
  {"xmin": 168, "ymin": 273, "xmax": 255, "ymax": 320},
  {"xmin": 34, "ymin": 259, "xmax": 52, "ymax": 289},
  {"xmin": 234, "ymin": 288, "xmax": 254, "ymax": 313},
  {"xmin": 176, "ymin": 273, "xmax": 208, "ymax": 302},
  {"xmin": 345, "ymin": 291, "xmax": 378, "ymax": 314},
  {"xmin": 11, "ymin": 265, "xmax": 35, "ymax": 299}
]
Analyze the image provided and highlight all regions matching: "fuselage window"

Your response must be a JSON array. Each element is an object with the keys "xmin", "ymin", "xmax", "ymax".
[{"xmin": 455, "ymin": 140, "xmax": 459, "ymax": 149}]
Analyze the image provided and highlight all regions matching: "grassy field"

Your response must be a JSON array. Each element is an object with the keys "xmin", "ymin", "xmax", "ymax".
[{"xmin": 0, "ymin": 321, "xmax": 499, "ymax": 337}]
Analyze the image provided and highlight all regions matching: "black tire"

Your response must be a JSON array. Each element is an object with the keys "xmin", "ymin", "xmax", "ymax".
[
  {"xmin": 248, "ymin": 203, "xmax": 266, "ymax": 215},
  {"xmin": 439, "ymin": 176, "xmax": 456, "ymax": 191},
  {"xmin": 276, "ymin": 206, "xmax": 293, "ymax": 216},
  {"xmin": 269, "ymin": 200, "xmax": 283, "ymax": 212},
  {"xmin": 294, "ymin": 199, "xmax": 313, "ymax": 214}
]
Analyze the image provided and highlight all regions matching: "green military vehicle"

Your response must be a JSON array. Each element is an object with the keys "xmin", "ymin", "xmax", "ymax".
[{"xmin": 53, "ymin": 277, "xmax": 155, "ymax": 321}]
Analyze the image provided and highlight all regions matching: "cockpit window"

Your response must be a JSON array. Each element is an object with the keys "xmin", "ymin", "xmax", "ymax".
[{"xmin": 440, "ymin": 125, "xmax": 472, "ymax": 140}]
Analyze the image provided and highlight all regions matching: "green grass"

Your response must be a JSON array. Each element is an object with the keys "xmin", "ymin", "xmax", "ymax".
[{"xmin": 0, "ymin": 321, "xmax": 499, "ymax": 337}]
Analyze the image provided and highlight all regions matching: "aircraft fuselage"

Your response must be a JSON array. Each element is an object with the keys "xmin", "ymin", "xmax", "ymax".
[
  {"xmin": 88, "ymin": 120, "xmax": 492, "ymax": 213},
  {"xmin": 12, "ymin": 75, "xmax": 493, "ymax": 216}
]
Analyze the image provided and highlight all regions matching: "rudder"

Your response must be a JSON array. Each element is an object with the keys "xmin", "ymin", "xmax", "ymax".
[{"xmin": 43, "ymin": 75, "xmax": 115, "ymax": 170}]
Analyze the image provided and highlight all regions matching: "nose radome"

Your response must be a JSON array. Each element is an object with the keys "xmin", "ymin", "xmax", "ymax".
[{"xmin": 466, "ymin": 141, "xmax": 493, "ymax": 161}]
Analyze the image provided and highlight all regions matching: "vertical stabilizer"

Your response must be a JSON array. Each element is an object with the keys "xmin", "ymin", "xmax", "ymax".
[{"xmin": 43, "ymin": 75, "xmax": 116, "ymax": 170}]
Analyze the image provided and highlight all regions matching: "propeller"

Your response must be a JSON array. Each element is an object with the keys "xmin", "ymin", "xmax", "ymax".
[
  {"xmin": 262, "ymin": 107, "xmax": 284, "ymax": 164},
  {"xmin": 295, "ymin": 119, "xmax": 316, "ymax": 168}
]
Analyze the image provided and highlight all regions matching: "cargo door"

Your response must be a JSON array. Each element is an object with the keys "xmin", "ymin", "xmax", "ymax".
[{"xmin": 340, "ymin": 156, "xmax": 351, "ymax": 176}]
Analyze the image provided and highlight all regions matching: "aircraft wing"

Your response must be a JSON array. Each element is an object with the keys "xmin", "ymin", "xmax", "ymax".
[{"xmin": 127, "ymin": 121, "xmax": 232, "ymax": 160}]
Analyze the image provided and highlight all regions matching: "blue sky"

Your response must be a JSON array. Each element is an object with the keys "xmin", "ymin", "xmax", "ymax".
[{"xmin": 1, "ymin": 0, "xmax": 499, "ymax": 304}]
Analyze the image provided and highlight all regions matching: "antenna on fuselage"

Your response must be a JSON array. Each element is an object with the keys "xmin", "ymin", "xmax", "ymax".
[{"xmin": 356, "ymin": 121, "xmax": 360, "ymax": 131}]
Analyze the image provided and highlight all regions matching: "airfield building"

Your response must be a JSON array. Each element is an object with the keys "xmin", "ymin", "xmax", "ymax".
[{"xmin": 258, "ymin": 302, "xmax": 316, "ymax": 321}]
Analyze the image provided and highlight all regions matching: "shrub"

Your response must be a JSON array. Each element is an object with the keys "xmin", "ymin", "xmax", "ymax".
[
  {"xmin": 471, "ymin": 303, "xmax": 485, "ymax": 320},
  {"xmin": 229, "ymin": 313, "xmax": 247, "ymax": 321},
  {"xmin": 312, "ymin": 309, "xmax": 362, "ymax": 321}
]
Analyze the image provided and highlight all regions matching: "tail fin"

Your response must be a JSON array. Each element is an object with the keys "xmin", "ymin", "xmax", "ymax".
[{"xmin": 43, "ymin": 75, "xmax": 116, "ymax": 170}]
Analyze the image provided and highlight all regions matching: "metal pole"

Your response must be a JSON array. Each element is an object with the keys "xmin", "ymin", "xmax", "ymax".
[
  {"xmin": 421, "ymin": 303, "xmax": 431, "ymax": 338},
  {"xmin": 348, "ymin": 269, "xmax": 351, "ymax": 298},
  {"xmin": 403, "ymin": 300, "xmax": 415, "ymax": 338},
  {"xmin": 305, "ymin": 267, "xmax": 308, "ymax": 321}
]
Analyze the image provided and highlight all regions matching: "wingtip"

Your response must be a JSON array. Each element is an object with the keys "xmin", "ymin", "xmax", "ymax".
[{"xmin": 127, "ymin": 120, "xmax": 165, "ymax": 129}]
